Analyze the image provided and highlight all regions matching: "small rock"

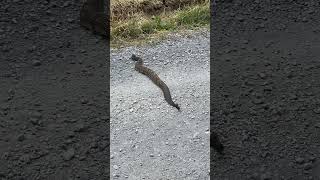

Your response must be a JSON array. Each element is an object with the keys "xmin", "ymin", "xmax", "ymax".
[
  {"xmin": 313, "ymin": 108, "xmax": 320, "ymax": 114},
  {"xmin": 62, "ymin": 148, "xmax": 75, "ymax": 161},
  {"xmin": 74, "ymin": 123, "xmax": 87, "ymax": 132},
  {"xmin": 113, "ymin": 174, "xmax": 120, "ymax": 178},
  {"xmin": 237, "ymin": 17, "xmax": 245, "ymax": 22},
  {"xmin": 258, "ymin": 23, "xmax": 265, "ymax": 28},
  {"xmin": 242, "ymin": 40, "xmax": 249, "ymax": 44},
  {"xmin": 304, "ymin": 163, "xmax": 312, "ymax": 170},
  {"xmin": 90, "ymin": 141, "xmax": 98, "ymax": 149},
  {"xmin": 30, "ymin": 118, "xmax": 40, "ymax": 125},
  {"xmin": 1, "ymin": 104, "xmax": 10, "ymax": 111},
  {"xmin": 302, "ymin": 17, "xmax": 308, "ymax": 22},
  {"xmin": 17, "ymin": 134, "xmax": 25, "ymax": 141},
  {"xmin": 19, "ymin": 154, "xmax": 31, "ymax": 164},
  {"xmin": 81, "ymin": 99, "xmax": 88, "ymax": 104},
  {"xmin": 258, "ymin": 73, "xmax": 266, "ymax": 79},
  {"xmin": 32, "ymin": 60, "xmax": 41, "ymax": 66},
  {"xmin": 252, "ymin": 98, "xmax": 264, "ymax": 105},
  {"xmin": 309, "ymin": 156, "xmax": 316, "ymax": 162},
  {"xmin": 295, "ymin": 157, "xmax": 304, "ymax": 164}
]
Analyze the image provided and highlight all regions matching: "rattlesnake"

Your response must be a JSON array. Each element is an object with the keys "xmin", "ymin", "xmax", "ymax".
[
  {"xmin": 131, "ymin": 54, "xmax": 180, "ymax": 111},
  {"xmin": 131, "ymin": 54, "xmax": 225, "ymax": 153}
]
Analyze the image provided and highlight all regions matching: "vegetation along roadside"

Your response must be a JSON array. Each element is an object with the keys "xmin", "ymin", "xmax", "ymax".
[{"xmin": 110, "ymin": 0, "xmax": 210, "ymax": 47}]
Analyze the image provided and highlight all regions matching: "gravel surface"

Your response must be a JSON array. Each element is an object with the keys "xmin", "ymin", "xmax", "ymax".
[
  {"xmin": 211, "ymin": 0, "xmax": 320, "ymax": 179},
  {"xmin": 110, "ymin": 30, "xmax": 210, "ymax": 179},
  {"xmin": 0, "ymin": 0, "xmax": 109, "ymax": 179}
]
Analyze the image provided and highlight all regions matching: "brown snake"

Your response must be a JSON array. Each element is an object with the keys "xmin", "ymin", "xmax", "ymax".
[{"xmin": 131, "ymin": 54, "xmax": 180, "ymax": 111}]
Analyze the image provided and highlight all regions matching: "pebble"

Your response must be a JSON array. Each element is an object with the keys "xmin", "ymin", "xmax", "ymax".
[
  {"xmin": 303, "ymin": 163, "xmax": 312, "ymax": 170},
  {"xmin": 62, "ymin": 148, "xmax": 75, "ymax": 161},
  {"xmin": 295, "ymin": 157, "xmax": 305, "ymax": 164},
  {"xmin": 313, "ymin": 108, "xmax": 320, "ymax": 114},
  {"xmin": 17, "ymin": 134, "xmax": 25, "ymax": 142}
]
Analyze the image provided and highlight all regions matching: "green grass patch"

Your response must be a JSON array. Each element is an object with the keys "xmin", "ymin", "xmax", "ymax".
[
  {"xmin": 111, "ymin": 1, "xmax": 209, "ymax": 47},
  {"xmin": 175, "ymin": 3, "xmax": 210, "ymax": 26},
  {"xmin": 111, "ymin": 16, "xmax": 177, "ymax": 39}
]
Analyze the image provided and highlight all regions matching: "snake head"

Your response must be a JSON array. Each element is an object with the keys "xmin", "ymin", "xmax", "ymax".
[{"xmin": 131, "ymin": 54, "xmax": 139, "ymax": 61}]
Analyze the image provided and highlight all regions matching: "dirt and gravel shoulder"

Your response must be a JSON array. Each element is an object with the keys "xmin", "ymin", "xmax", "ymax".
[
  {"xmin": 110, "ymin": 30, "xmax": 210, "ymax": 179},
  {"xmin": 0, "ymin": 1, "xmax": 109, "ymax": 179},
  {"xmin": 211, "ymin": 0, "xmax": 320, "ymax": 179}
]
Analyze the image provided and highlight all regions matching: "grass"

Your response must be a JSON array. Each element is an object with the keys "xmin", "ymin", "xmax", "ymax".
[
  {"xmin": 175, "ymin": 3, "xmax": 210, "ymax": 26},
  {"xmin": 111, "ymin": 0, "xmax": 209, "ymax": 47}
]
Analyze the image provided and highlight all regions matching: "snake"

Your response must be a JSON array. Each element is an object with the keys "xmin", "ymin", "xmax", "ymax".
[{"xmin": 131, "ymin": 54, "xmax": 180, "ymax": 111}]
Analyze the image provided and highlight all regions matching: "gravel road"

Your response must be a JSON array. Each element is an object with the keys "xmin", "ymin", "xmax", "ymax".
[
  {"xmin": 211, "ymin": 0, "xmax": 320, "ymax": 179},
  {"xmin": 110, "ymin": 30, "xmax": 210, "ymax": 179},
  {"xmin": 1, "ymin": 1, "xmax": 109, "ymax": 179}
]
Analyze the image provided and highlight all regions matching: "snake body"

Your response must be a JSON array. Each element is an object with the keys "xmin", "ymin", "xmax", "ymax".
[{"xmin": 131, "ymin": 54, "xmax": 180, "ymax": 111}]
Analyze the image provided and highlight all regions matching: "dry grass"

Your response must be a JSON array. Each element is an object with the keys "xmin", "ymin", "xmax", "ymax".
[
  {"xmin": 110, "ymin": 0, "xmax": 209, "ymax": 47},
  {"xmin": 111, "ymin": 0, "xmax": 144, "ymax": 6},
  {"xmin": 111, "ymin": 0, "xmax": 206, "ymax": 21}
]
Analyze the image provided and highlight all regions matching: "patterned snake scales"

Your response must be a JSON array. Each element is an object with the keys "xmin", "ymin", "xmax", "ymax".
[{"xmin": 131, "ymin": 54, "xmax": 180, "ymax": 111}]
